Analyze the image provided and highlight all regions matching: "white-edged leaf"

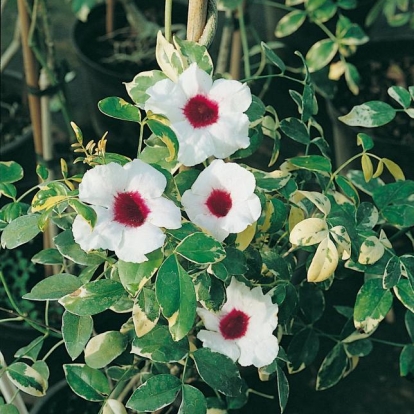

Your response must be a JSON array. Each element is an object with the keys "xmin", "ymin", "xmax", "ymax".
[
  {"xmin": 297, "ymin": 191, "xmax": 331, "ymax": 215},
  {"xmin": 155, "ymin": 31, "xmax": 185, "ymax": 82},
  {"xmin": 6, "ymin": 362, "xmax": 48, "ymax": 397}
]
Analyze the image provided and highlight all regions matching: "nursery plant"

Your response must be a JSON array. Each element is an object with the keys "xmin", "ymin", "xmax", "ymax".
[{"xmin": 1, "ymin": 0, "xmax": 414, "ymax": 413}]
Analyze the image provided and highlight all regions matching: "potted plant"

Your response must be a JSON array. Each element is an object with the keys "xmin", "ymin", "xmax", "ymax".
[
  {"xmin": 72, "ymin": 0, "xmax": 188, "ymax": 152},
  {"xmin": 1, "ymin": 0, "xmax": 413, "ymax": 413}
]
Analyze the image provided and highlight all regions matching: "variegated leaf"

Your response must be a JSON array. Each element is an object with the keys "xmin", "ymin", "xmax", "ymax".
[
  {"xmin": 307, "ymin": 237, "xmax": 338, "ymax": 282},
  {"xmin": 290, "ymin": 218, "xmax": 329, "ymax": 246}
]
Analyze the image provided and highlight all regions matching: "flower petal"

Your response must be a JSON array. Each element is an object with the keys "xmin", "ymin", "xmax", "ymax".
[
  {"xmin": 124, "ymin": 159, "xmax": 167, "ymax": 198},
  {"xmin": 209, "ymin": 78, "xmax": 252, "ymax": 113},
  {"xmin": 147, "ymin": 197, "xmax": 182, "ymax": 229},
  {"xmin": 177, "ymin": 63, "xmax": 213, "ymax": 97},
  {"xmin": 79, "ymin": 163, "xmax": 127, "ymax": 207},
  {"xmin": 197, "ymin": 330, "xmax": 241, "ymax": 362},
  {"xmin": 116, "ymin": 222, "xmax": 166, "ymax": 263}
]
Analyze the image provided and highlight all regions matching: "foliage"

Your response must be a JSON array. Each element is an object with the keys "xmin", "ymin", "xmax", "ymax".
[{"xmin": 1, "ymin": 2, "xmax": 414, "ymax": 414}]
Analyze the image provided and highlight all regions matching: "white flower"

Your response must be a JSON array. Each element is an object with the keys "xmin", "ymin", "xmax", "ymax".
[
  {"xmin": 197, "ymin": 278, "xmax": 279, "ymax": 368},
  {"xmin": 181, "ymin": 160, "xmax": 261, "ymax": 242},
  {"xmin": 144, "ymin": 63, "xmax": 252, "ymax": 166},
  {"xmin": 72, "ymin": 160, "xmax": 181, "ymax": 263}
]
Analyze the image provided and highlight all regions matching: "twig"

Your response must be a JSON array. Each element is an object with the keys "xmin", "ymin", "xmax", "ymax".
[{"xmin": 0, "ymin": 17, "xmax": 21, "ymax": 72}]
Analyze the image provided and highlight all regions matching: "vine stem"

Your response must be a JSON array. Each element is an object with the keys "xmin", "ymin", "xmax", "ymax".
[
  {"xmin": 165, "ymin": 0, "xmax": 173, "ymax": 43},
  {"xmin": 237, "ymin": 3, "xmax": 251, "ymax": 80}
]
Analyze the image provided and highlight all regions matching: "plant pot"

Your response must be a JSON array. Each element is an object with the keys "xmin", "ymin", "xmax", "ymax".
[
  {"xmin": 29, "ymin": 379, "xmax": 97, "ymax": 414},
  {"xmin": 72, "ymin": 0, "xmax": 187, "ymax": 156},
  {"xmin": 326, "ymin": 38, "xmax": 414, "ymax": 180},
  {"xmin": 0, "ymin": 70, "xmax": 37, "ymax": 194}
]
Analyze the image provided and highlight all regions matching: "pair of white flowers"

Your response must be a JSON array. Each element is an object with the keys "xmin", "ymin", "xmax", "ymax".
[{"xmin": 72, "ymin": 159, "xmax": 261, "ymax": 263}]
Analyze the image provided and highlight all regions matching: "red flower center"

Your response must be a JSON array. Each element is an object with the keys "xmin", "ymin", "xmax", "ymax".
[
  {"xmin": 219, "ymin": 308, "xmax": 250, "ymax": 340},
  {"xmin": 183, "ymin": 94, "xmax": 219, "ymax": 128},
  {"xmin": 113, "ymin": 191, "xmax": 150, "ymax": 227},
  {"xmin": 206, "ymin": 189, "xmax": 232, "ymax": 217}
]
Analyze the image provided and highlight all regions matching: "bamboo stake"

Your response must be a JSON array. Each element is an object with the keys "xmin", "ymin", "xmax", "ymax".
[
  {"xmin": 106, "ymin": 0, "xmax": 115, "ymax": 35},
  {"xmin": 187, "ymin": 0, "xmax": 208, "ymax": 42},
  {"xmin": 17, "ymin": 0, "xmax": 43, "ymax": 156}
]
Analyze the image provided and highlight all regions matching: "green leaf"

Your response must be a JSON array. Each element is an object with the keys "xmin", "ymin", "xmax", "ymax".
[
  {"xmin": 117, "ymin": 250, "xmax": 163, "ymax": 296},
  {"xmin": 345, "ymin": 62, "xmax": 360, "ymax": 95},
  {"xmin": 59, "ymin": 279, "xmax": 125, "ymax": 316},
  {"xmin": 54, "ymin": 229, "xmax": 105, "ymax": 266},
  {"xmin": 356, "ymin": 202, "xmax": 378, "ymax": 230},
  {"xmin": 299, "ymin": 283, "xmax": 325, "ymax": 323},
  {"xmin": 6, "ymin": 362, "xmax": 48, "ymax": 397},
  {"xmin": 373, "ymin": 181, "xmax": 414, "ymax": 209},
  {"xmin": 245, "ymin": 95, "xmax": 266, "ymax": 123},
  {"xmin": 192, "ymin": 348, "xmax": 243, "ymax": 397},
  {"xmin": 287, "ymin": 327, "xmax": 320, "ymax": 373},
  {"xmin": 64, "ymin": 364, "xmax": 110, "ymax": 401},
  {"xmin": 0, "ymin": 182, "xmax": 17, "ymax": 199},
  {"xmin": 276, "ymin": 364, "xmax": 289, "ymax": 413},
  {"xmin": 156, "ymin": 255, "xmax": 197, "ymax": 341},
  {"xmin": 335, "ymin": 175, "xmax": 359, "ymax": 204},
  {"xmin": 0, "ymin": 404, "xmax": 20, "ymax": 414},
  {"xmin": 280, "ymin": 117, "xmax": 310, "ymax": 144},
  {"xmin": 62, "ymin": 311, "xmax": 93, "ymax": 360},
  {"xmin": 31, "ymin": 248, "xmax": 63, "ymax": 265},
  {"xmin": 405, "ymin": 310, "xmax": 414, "ymax": 342},
  {"xmin": 401, "ymin": 254, "xmax": 414, "ymax": 290},
  {"xmin": 68, "ymin": 199, "xmax": 97, "ymax": 228},
  {"xmin": 0, "ymin": 161, "xmax": 23, "ymax": 184},
  {"xmin": 1, "ymin": 214, "xmax": 41, "ymax": 248},
  {"xmin": 357, "ymin": 133, "xmax": 374, "ymax": 151},
  {"xmin": 354, "ymin": 278, "xmax": 393, "ymax": 334},
  {"xmin": 23, "ymin": 274, "xmax": 82, "ymax": 301},
  {"xmin": 178, "ymin": 385, "xmax": 207, "ymax": 414},
  {"xmin": 98, "ymin": 97, "xmax": 141, "ymax": 122},
  {"xmin": 275, "ymin": 10, "xmax": 307, "ymax": 37},
  {"xmin": 173, "ymin": 37, "xmax": 213, "ymax": 75},
  {"xmin": 133, "ymin": 287, "xmax": 160, "ymax": 337},
  {"xmin": 394, "ymin": 279, "xmax": 414, "ymax": 313},
  {"xmin": 288, "ymin": 155, "xmax": 332, "ymax": 173},
  {"xmin": 388, "ymin": 86, "xmax": 411, "ymax": 108},
  {"xmin": 339, "ymin": 101, "xmax": 396, "ymax": 127},
  {"xmin": 131, "ymin": 325, "xmax": 189, "ymax": 363},
  {"xmin": 345, "ymin": 339, "xmax": 373, "ymax": 357},
  {"xmin": 175, "ymin": 232, "xmax": 226, "ymax": 264},
  {"xmin": 261, "ymin": 42, "xmax": 286, "ymax": 73},
  {"xmin": 125, "ymin": 70, "xmax": 167, "ymax": 107},
  {"xmin": 126, "ymin": 374, "xmax": 181, "ymax": 412},
  {"xmin": 14, "ymin": 336, "xmax": 44, "ymax": 362},
  {"xmin": 85, "ymin": 331, "xmax": 128, "ymax": 369},
  {"xmin": 212, "ymin": 247, "xmax": 248, "ymax": 277},
  {"xmin": 252, "ymin": 169, "xmax": 291, "ymax": 193},
  {"xmin": 306, "ymin": 39, "xmax": 338, "ymax": 72},
  {"xmin": 383, "ymin": 256, "xmax": 402, "ymax": 289},
  {"xmin": 147, "ymin": 119, "xmax": 179, "ymax": 163},
  {"xmin": 400, "ymin": 345, "xmax": 414, "ymax": 377},
  {"xmin": 316, "ymin": 343, "xmax": 348, "ymax": 390}
]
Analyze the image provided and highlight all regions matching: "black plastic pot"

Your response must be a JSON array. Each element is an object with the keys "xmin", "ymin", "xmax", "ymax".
[
  {"xmin": 29, "ymin": 379, "xmax": 97, "ymax": 414},
  {"xmin": 326, "ymin": 38, "xmax": 414, "ymax": 180},
  {"xmin": 72, "ymin": 0, "xmax": 187, "ymax": 156}
]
